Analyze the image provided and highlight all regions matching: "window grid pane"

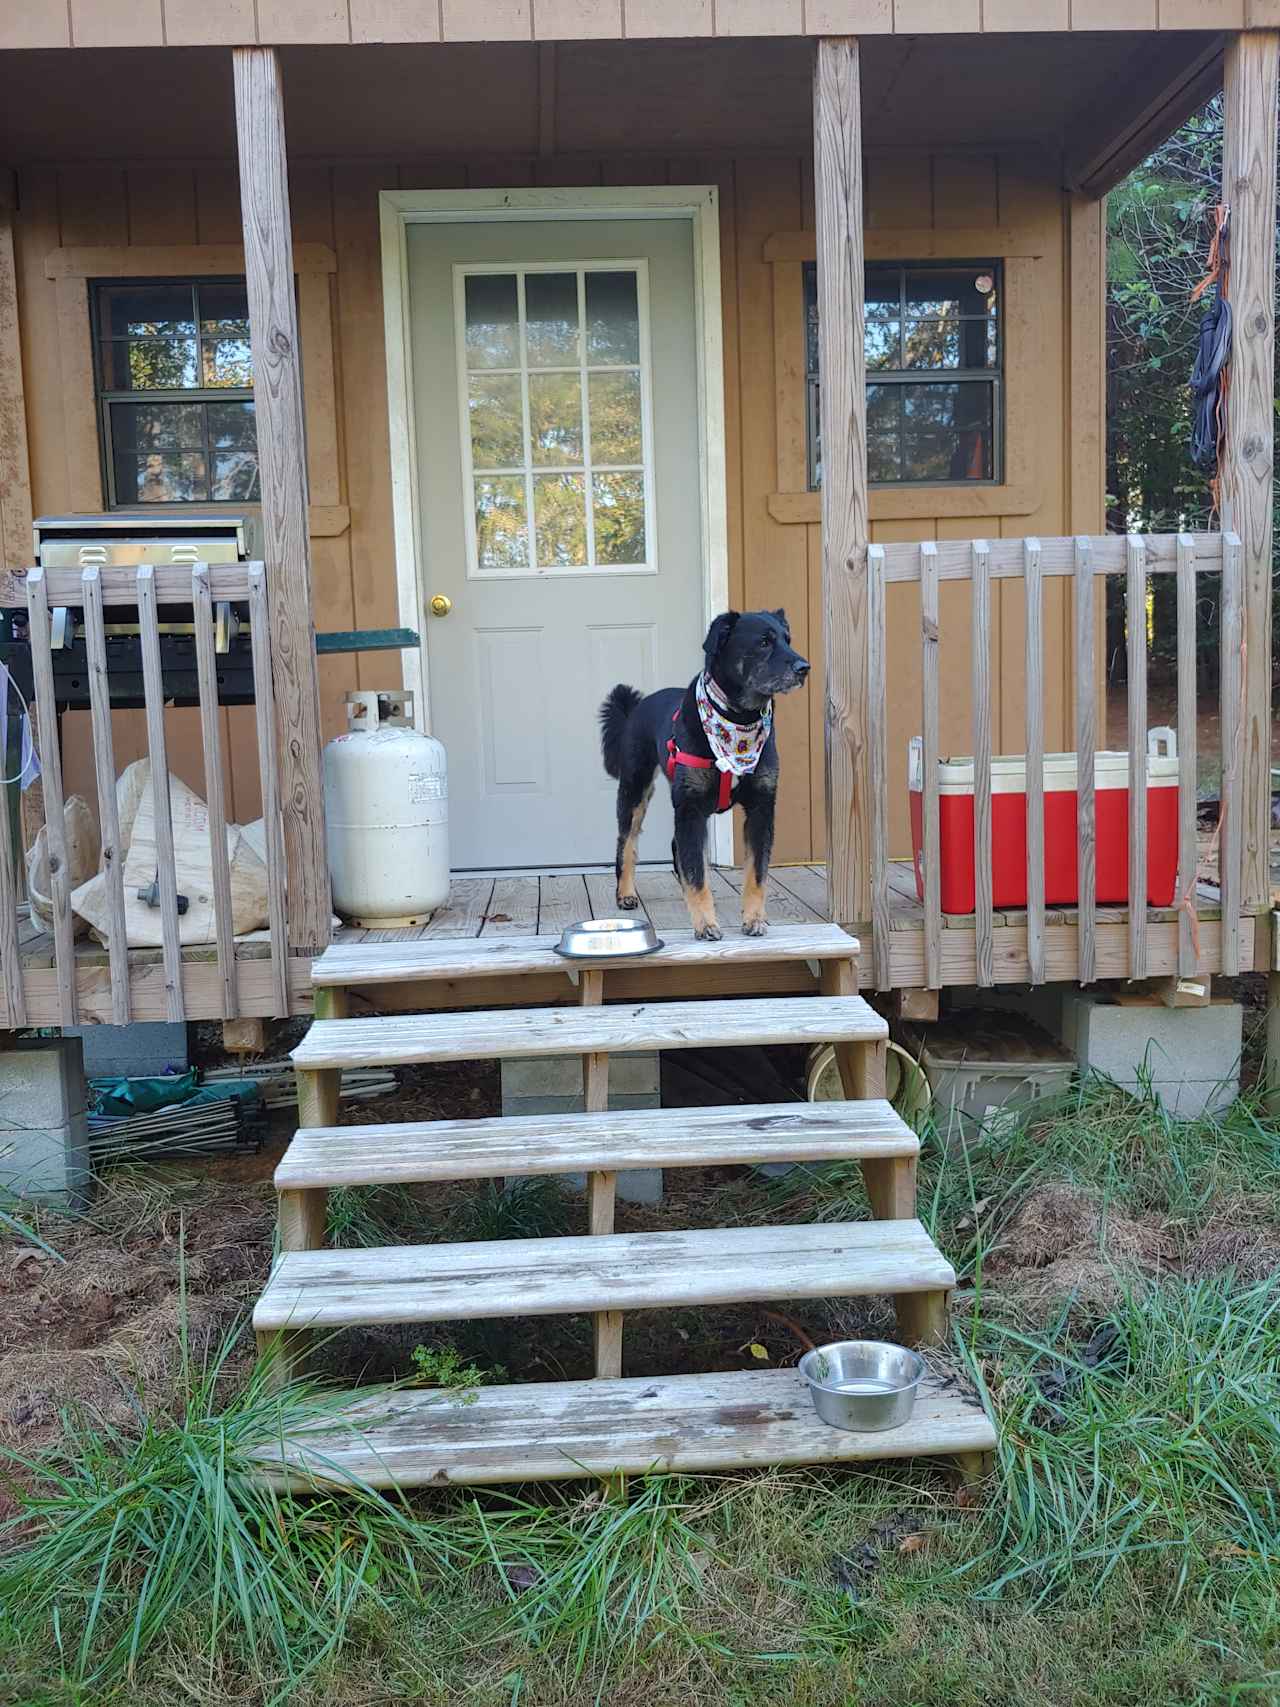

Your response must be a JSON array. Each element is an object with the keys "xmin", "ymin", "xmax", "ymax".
[
  {"xmin": 460, "ymin": 263, "xmax": 650, "ymax": 574},
  {"xmin": 94, "ymin": 278, "xmax": 257, "ymax": 506},
  {"xmin": 804, "ymin": 260, "xmax": 1001, "ymax": 490}
]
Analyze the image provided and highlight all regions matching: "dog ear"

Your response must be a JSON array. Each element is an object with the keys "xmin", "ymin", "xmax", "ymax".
[
  {"xmin": 703, "ymin": 611, "xmax": 740, "ymax": 666},
  {"xmin": 771, "ymin": 607, "xmax": 791, "ymax": 642}
]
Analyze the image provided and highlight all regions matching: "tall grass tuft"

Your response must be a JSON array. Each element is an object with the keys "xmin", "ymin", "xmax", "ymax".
[
  {"xmin": 0, "ymin": 1321, "xmax": 480, "ymax": 1702},
  {"xmin": 961, "ymin": 1272, "xmax": 1280, "ymax": 1607}
]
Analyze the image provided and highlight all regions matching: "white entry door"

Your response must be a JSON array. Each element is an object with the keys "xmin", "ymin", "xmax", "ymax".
[{"xmin": 406, "ymin": 214, "xmax": 706, "ymax": 870}]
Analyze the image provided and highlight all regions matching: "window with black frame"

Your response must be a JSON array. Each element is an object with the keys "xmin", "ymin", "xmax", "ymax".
[
  {"xmin": 93, "ymin": 279, "xmax": 260, "ymax": 506},
  {"xmin": 804, "ymin": 260, "xmax": 1002, "ymax": 488}
]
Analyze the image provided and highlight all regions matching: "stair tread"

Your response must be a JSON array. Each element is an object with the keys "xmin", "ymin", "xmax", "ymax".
[
  {"xmin": 275, "ymin": 1099, "xmax": 918, "ymax": 1189},
  {"xmin": 253, "ymin": 1219, "xmax": 954, "ymax": 1332},
  {"xmin": 248, "ymin": 1367, "xmax": 995, "ymax": 1490},
  {"xmin": 312, "ymin": 921, "xmax": 859, "ymax": 986},
  {"xmin": 291, "ymin": 995, "xmax": 887, "ymax": 1071}
]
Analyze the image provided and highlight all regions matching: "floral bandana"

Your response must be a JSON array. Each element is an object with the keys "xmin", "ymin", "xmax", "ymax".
[{"xmin": 695, "ymin": 671, "xmax": 773, "ymax": 778}]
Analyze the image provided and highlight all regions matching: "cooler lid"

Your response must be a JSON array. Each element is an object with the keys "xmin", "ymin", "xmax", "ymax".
[{"xmin": 909, "ymin": 729, "xmax": 1179, "ymax": 792}]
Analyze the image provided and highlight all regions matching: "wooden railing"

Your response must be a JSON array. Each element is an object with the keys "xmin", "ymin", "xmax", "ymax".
[
  {"xmin": 0, "ymin": 561, "xmax": 289, "ymax": 1027},
  {"xmin": 867, "ymin": 530, "xmax": 1244, "ymax": 991}
]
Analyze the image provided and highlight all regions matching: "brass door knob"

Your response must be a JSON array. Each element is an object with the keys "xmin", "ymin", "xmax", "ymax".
[{"xmin": 429, "ymin": 594, "xmax": 452, "ymax": 617}]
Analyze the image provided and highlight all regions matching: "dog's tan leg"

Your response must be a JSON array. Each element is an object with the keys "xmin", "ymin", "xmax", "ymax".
[
  {"xmin": 741, "ymin": 862, "xmax": 768, "ymax": 936},
  {"xmin": 615, "ymin": 786, "xmax": 652, "ymax": 911},
  {"xmin": 681, "ymin": 879, "xmax": 722, "ymax": 941}
]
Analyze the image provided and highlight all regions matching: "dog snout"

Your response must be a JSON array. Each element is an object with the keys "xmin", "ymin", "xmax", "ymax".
[{"xmin": 794, "ymin": 658, "xmax": 811, "ymax": 680}]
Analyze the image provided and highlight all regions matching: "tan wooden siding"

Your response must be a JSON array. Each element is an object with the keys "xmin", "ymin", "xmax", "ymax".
[
  {"xmin": 12, "ymin": 151, "xmax": 1100, "ymax": 866},
  {"xmin": 0, "ymin": 0, "xmax": 1250, "ymax": 47}
]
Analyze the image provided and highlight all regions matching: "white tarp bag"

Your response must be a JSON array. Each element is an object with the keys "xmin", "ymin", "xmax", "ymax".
[{"xmin": 72, "ymin": 760, "xmax": 270, "ymax": 948}]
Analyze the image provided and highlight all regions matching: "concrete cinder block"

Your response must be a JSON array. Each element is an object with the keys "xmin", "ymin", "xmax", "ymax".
[
  {"xmin": 500, "ymin": 1051, "xmax": 662, "ymax": 1204},
  {"xmin": 68, "ymin": 1020, "xmax": 188, "ymax": 1079},
  {"xmin": 0, "ymin": 1038, "xmax": 91, "ymax": 1207},
  {"xmin": 1059, "ymin": 992, "xmax": 1242, "ymax": 1119}
]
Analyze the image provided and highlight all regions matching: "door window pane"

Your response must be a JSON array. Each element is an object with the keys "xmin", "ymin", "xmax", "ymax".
[
  {"xmin": 534, "ymin": 473, "xmax": 588, "ymax": 567},
  {"xmin": 593, "ymin": 471, "xmax": 646, "ymax": 565},
  {"xmin": 525, "ymin": 272, "xmax": 580, "ymax": 367},
  {"xmin": 587, "ymin": 370, "xmax": 643, "ymax": 466},
  {"xmin": 464, "ymin": 273, "xmax": 519, "ymax": 368},
  {"xmin": 468, "ymin": 372, "xmax": 525, "ymax": 469},
  {"xmin": 529, "ymin": 370, "xmax": 584, "ymax": 467},
  {"xmin": 97, "ymin": 282, "xmax": 197, "ymax": 340},
  {"xmin": 475, "ymin": 476, "xmax": 529, "ymax": 568},
  {"xmin": 202, "ymin": 337, "xmax": 254, "ymax": 388},
  {"xmin": 585, "ymin": 271, "xmax": 640, "ymax": 365}
]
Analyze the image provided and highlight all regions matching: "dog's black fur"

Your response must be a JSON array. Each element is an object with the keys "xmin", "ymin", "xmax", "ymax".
[{"xmin": 600, "ymin": 609, "xmax": 810, "ymax": 939}]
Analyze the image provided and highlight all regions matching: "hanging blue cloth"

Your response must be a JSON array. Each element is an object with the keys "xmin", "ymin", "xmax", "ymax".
[{"xmin": 1189, "ymin": 286, "xmax": 1232, "ymax": 473}]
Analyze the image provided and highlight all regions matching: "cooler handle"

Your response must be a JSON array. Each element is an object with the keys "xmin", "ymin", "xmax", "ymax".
[
  {"xmin": 1148, "ymin": 726, "xmax": 1177, "ymax": 760},
  {"xmin": 908, "ymin": 734, "xmax": 922, "ymax": 792}
]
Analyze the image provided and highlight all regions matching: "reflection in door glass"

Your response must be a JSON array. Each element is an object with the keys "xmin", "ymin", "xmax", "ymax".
[
  {"xmin": 474, "ymin": 475, "xmax": 529, "ymax": 568},
  {"xmin": 464, "ymin": 274, "xmax": 519, "ymax": 368},
  {"xmin": 459, "ymin": 264, "xmax": 651, "ymax": 573}
]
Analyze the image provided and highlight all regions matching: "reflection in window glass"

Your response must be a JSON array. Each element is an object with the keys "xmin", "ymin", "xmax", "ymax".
[
  {"xmin": 465, "ymin": 273, "xmax": 520, "ymax": 368},
  {"xmin": 93, "ymin": 278, "xmax": 258, "ymax": 504},
  {"xmin": 459, "ymin": 264, "xmax": 651, "ymax": 572},
  {"xmin": 475, "ymin": 476, "xmax": 529, "ymax": 568},
  {"xmin": 803, "ymin": 260, "xmax": 1001, "ymax": 489},
  {"xmin": 525, "ymin": 272, "xmax": 580, "ymax": 367}
]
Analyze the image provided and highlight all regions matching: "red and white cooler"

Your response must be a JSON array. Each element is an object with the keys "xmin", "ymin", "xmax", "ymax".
[{"xmin": 908, "ymin": 731, "xmax": 1180, "ymax": 914}]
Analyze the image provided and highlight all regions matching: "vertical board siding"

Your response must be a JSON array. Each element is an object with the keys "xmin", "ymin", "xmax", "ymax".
[
  {"xmin": 1219, "ymin": 532, "xmax": 1244, "ymax": 977},
  {"xmin": 919, "ymin": 541, "xmax": 941, "ymax": 989},
  {"xmin": 866, "ymin": 544, "xmax": 889, "ymax": 987}
]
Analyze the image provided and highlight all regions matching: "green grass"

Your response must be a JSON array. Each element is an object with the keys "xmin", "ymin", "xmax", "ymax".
[{"xmin": 2, "ymin": 1085, "xmax": 1278, "ymax": 1705}]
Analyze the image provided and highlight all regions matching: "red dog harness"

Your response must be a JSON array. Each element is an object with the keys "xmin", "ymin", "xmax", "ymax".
[{"xmin": 666, "ymin": 708, "xmax": 734, "ymax": 813}]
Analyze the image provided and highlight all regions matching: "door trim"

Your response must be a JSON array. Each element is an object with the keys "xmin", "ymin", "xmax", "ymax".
[{"xmin": 378, "ymin": 185, "xmax": 732, "ymax": 866}]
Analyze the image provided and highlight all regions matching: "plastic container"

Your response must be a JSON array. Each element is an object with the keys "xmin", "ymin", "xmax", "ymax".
[
  {"xmin": 899, "ymin": 1012, "xmax": 1076, "ymax": 1142},
  {"xmin": 908, "ymin": 728, "xmax": 1179, "ymax": 914},
  {"xmin": 323, "ymin": 690, "xmax": 449, "ymax": 927}
]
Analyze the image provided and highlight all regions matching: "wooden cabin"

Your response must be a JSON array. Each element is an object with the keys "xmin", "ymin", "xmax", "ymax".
[{"xmin": 0, "ymin": 4, "xmax": 1273, "ymax": 1030}]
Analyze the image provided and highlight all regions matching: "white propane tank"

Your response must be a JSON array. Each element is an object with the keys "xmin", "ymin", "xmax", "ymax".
[{"xmin": 323, "ymin": 690, "xmax": 449, "ymax": 927}]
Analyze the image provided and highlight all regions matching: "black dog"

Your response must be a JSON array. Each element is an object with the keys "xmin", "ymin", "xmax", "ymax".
[{"xmin": 599, "ymin": 610, "xmax": 810, "ymax": 939}]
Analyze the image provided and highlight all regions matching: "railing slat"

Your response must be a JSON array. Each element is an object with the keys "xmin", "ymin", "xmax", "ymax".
[
  {"xmin": 1126, "ymin": 534, "xmax": 1148, "ymax": 980},
  {"xmin": 25, "ymin": 569, "xmax": 77, "ymax": 1026},
  {"xmin": 1175, "ymin": 534, "xmax": 1199, "ymax": 978},
  {"xmin": 249, "ymin": 563, "xmax": 290, "ymax": 1016},
  {"xmin": 0, "ymin": 603, "xmax": 25, "ymax": 1026},
  {"xmin": 866, "ymin": 544, "xmax": 890, "ymax": 990},
  {"xmin": 1220, "ymin": 531, "xmax": 1243, "ymax": 977},
  {"xmin": 81, "ymin": 567, "xmax": 130, "ymax": 1025},
  {"xmin": 136, "ymin": 563, "xmax": 185, "ymax": 1024},
  {"xmin": 920, "ymin": 541, "xmax": 941, "ymax": 990},
  {"xmin": 971, "ymin": 540, "xmax": 993, "ymax": 987},
  {"xmin": 1073, "ymin": 537, "xmax": 1097, "ymax": 985},
  {"xmin": 191, "ymin": 564, "xmax": 239, "ymax": 1020},
  {"xmin": 1024, "ymin": 537, "xmax": 1045, "ymax": 984}
]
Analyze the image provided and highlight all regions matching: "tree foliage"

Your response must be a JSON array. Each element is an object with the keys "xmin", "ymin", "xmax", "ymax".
[{"xmin": 1106, "ymin": 98, "xmax": 1280, "ymax": 686}]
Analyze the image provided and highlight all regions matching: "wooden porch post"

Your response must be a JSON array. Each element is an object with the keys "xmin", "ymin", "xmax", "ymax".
[
  {"xmin": 813, "ymin": 38, "xmax": 871, "ymax": 931},
  {"xmin": 233, "ymin": 47, "xmax": 332, "ymax": 956},
  {"xmin": 1221, "ymin": 29, "xmax": 1279, "ymax": 914}
]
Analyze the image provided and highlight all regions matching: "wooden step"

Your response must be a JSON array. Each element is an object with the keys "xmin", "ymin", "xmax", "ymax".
[
  {"xmin": 248, "ymin": 1366, "xmax": 996, "ymax": 1490},
  {"xmin": 253, "ymin": 1218, "xmax": 954, "ymax": 1334},
  {"xmin": 291, "ymin": 995, "xmax": 887, "ymax": 1072},
  {"xmin": 275, "ymin": 1099, "xmax": 918, "ymax": 1190},
  {"xmin": 311, "ymin": 920, "xmax": 859, "ymax": 988}
]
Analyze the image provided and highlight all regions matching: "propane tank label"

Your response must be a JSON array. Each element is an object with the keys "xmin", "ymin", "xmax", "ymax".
[{"xmin": 407, "ymin": 770, "xmax": 446, "ymax": 804}]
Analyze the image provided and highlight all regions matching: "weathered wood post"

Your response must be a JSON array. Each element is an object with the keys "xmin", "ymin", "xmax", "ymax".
[
  {"xmin": 813, "ymin": 37, "xmax": 872, "ymax": 940},
  {"xmin": 1220, "ymin": 27, "xmax": 1278, "ymax": 926},
  {"xmin": 233, "ymin": 46, "xmax": 332, "ymax": 964}
]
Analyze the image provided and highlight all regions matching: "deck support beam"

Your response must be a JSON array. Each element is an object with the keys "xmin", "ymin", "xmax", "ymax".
[
  {"xmin": 813, "ymin": 37, "xmax": 871, "ymax": 929},
  {"xmin": 233, "ymin": 46, "xmax": 332, "ymax": 956},
  {"xmin": 1221, "ymin": 29, "xmax": 1278, "ymax": 912}
]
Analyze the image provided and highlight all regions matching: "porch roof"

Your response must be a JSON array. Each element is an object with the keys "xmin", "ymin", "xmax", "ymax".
[{"xmin": 0, "ymin": 29, "xmax": 1223, "ymax": 192}]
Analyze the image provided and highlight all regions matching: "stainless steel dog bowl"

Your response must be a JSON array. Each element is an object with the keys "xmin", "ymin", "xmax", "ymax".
[
  {"xmin": 553, "ymin": 917, "xmax": 664, "ymax": 960},
  {"xmin": 798, "ymin": 1340, "xmax": 924, "ymax": 1433}
]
